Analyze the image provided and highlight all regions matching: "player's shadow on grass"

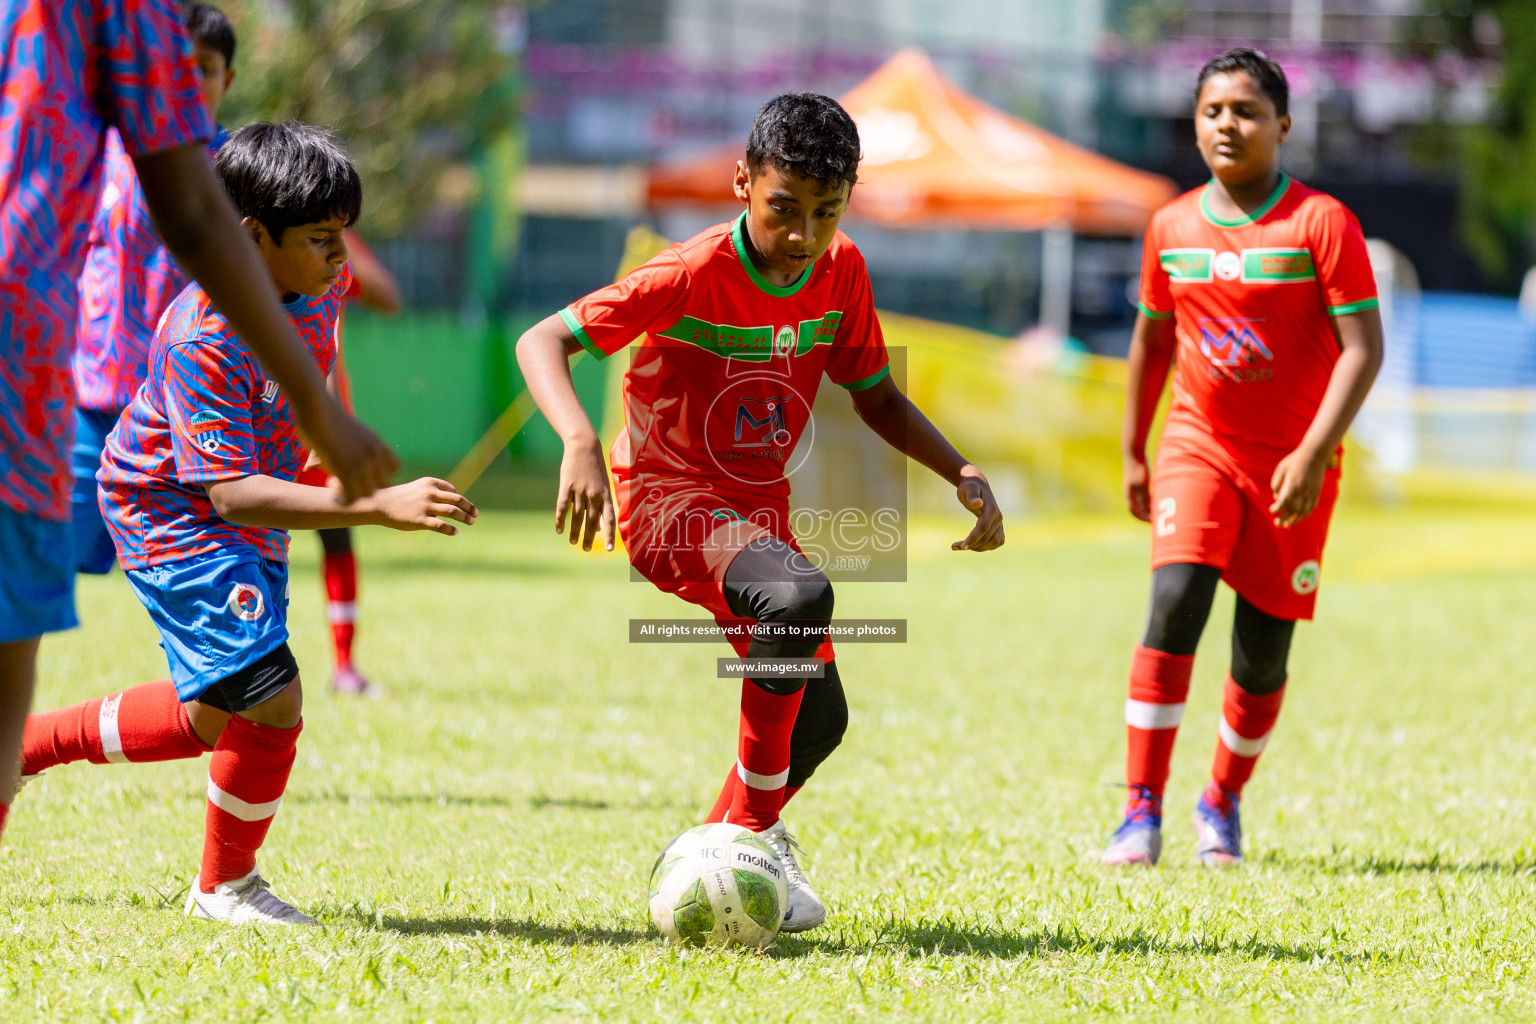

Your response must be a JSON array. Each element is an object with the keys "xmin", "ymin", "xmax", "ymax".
[
  {"xmin": 335, "ymin": 909, "xmax": 648, "ymax": 946},
  {"xmin": 1262, "ymin": 850, "xmax": 1536, "ymax": 877},
  {"xmin": 364, "ymin": 556, "xmax": 559, "ymax": 577},
  {"xmin": 772, "ymin": 921, "xmax": 1396, "ymax": 965},
  {"xmin": 288, "ymin": 792, "xmax": 517, "ymax": 809},
  {"xmin": 288, "ymin": 793, "xmax": 679, "ymax": 812}
]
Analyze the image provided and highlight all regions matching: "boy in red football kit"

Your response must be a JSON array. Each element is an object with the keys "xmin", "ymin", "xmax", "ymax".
[
  {"xmin": 518, "ymin": 94, "xmax": 1004, "ymax": 932},
  {"xmin": 1102, "ymin": 49, "xmax": 1383, "ymax": 867}
]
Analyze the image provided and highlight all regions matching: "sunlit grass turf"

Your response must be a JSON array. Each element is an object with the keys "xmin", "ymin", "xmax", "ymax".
[{"xmin": 5, "ymin": 502, "xmax": 1536, "ymax": 1021}]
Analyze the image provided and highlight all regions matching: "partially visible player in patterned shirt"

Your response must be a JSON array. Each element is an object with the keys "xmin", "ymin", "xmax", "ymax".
[
  {"xmin": 72, "ymin": 2, "xmax": 237, "ymax": 576},
  {"xmin": 24, "ymin": 123, "xmax": 476, "ymax": 926},
  {"xmin": 0, "ymin": 0, "xmax": 395, "ymax": 849}
]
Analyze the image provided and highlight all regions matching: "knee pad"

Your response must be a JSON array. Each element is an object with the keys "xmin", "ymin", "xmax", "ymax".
[
  {"xmin": 1142, "ymin": 563, "xmax": 1221, "ymax": 655},
  {"xmin": 1230, "ymin": 597, "xmax": 1294, "ymax": 695},
  {"xmin": 787, "ymin": 663, "xmax": 848, "ymax": 787}
]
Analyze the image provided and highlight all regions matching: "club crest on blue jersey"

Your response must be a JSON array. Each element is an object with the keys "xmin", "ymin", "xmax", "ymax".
[
  {"xmin": 259, "ymin": 380, "xmax": 280, "ymax": 405},
  {"xmin": 228, "ymin": 583, "xmax": 265, "ymax": 621},
  {"xmin": 188, "ymin": 410, "xmax": 230, "ymax": 455}
]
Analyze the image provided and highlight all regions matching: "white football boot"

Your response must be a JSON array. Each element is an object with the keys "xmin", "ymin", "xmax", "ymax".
[
  {"xmin": 759, "ymin": 819, "xmax": 826, "ymax": 932},
  {"xmin": 185, "ymin": 868, "xmax": 318, "ymax": 926}
]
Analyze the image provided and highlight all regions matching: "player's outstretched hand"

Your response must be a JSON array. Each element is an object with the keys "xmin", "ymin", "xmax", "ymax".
[
  {"xmin": 372, "ymin": 477, "xmax": 478, "ymax": 535},
  {"xmin": 302, "ymin": 393, "xmax": 399, "ymax": 503},
  {"xmin": 1123, "ymin": 452, "xmax": 1152, "ymax": 523},
  {"xmin": 556, "ymin": 436, "xmax": 615, "ymax": 552},
  {"xmin": 952, "ymin": 467, "xmax": 1004, "ymax": 552},
  {"xmin": 1269, "ymin": 447, "xmax": 1328, "ymax": 528}
]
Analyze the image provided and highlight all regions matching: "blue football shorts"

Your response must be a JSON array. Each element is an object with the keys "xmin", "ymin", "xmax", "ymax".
[
  {"xmin": 0, "ymin": 505, "xmax": 77, "ymax": 643},
  {"xmin": 71, "ymin": 406, "xmax": 123, "ymax": 575},
  {"xmin": 124, "ymin": 548, "xmax": 292, "ymax": 702}
]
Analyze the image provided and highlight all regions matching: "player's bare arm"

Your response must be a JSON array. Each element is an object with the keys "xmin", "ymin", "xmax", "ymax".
[
  {"xmin": 133, "ymin": 143, "xmax": 398, "ymax": 502},
  {"xmin": 516, "ymin": 314, "xmax": 616, "ymax": 552},
  {"xmin": 1121, "ymin": 312, "xmax": 1179, "ymax": 523},
  {"xmin": 1270, "ymin": 307, "xmax": 1384, "ymax": 528},
  {"xmin": 848, "ymin": 373, "xmax": 1004, "ymax": 552},
  {"xmin": 205, "ymin": 475, "xmax": 477, "ymax": 535}
]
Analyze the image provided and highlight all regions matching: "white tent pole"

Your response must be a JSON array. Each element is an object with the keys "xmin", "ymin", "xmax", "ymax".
[{"xmin": 1040, "ymin": 222, "xmax": 1074, "ymax": 337}]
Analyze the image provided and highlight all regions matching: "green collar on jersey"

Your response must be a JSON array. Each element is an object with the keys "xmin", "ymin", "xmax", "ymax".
[
  {"xmin": 1200, "ymin": 172, "xmax": 1291, "ymax": 228},
  {"xmin": 731, "ymin": 213, "xmax": 815, "ymax": 297}
]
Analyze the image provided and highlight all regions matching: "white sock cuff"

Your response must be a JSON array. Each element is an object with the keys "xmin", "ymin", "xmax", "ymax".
[
  {"xmin": 206, "ymin": 780, "xmax": 283, "ymax": 822},
  {"xmin": 1218, "ymin": 714, "xmax": 1271, "ymax": 757},
  {"xmin": 736, "ymin": 760, "xmax": 789, "ymax": 791},
  {"xmin": 98, "ymin": 692, "xmax": 128, "ymax": 764},
  {"xmin": 1125, "ymin": 698, "xmax": 1186, "ymax": 730}
]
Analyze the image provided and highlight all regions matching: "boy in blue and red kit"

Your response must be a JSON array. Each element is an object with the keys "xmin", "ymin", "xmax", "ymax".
[
  {"xmin": 72, "ymin": 2, "xmax": 238, "ymax": 575},
  {"xmin": 0, "ymin": 0, "xmax": 396, "ymax": 846},
  {"xmin": 22, "ymin": 123, "xmax": 477, "ymax": 925},
  {"xmin": 518, "ymin": 94, "xmax": 1006, "ymax": 932}
]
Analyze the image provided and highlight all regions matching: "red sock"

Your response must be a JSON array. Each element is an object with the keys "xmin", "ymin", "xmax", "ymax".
[
  {"xmin": 705, "ymin": 764, "xmax": 739, "ymax": 823},
  {"xmin": 1205, "ymin": 677, "xmax": 1286, "ymax": 811},
  {"xmin": 707, "ymin": 769, "xmax": 805, "ymax": 823},
  {"xmin": 1123, "ymin": 646, "xmax": 1195, "ymax": 812},
  {"xmin": 0, "ymin": 802, "xmax": 8, "ymax": 843},
  {"xmin": 22, "ymin": 680, "xmax": 211, "ymax": 774},
  {"xmin": 724, "ymin": 680, "xmax": 804, "ymax": 832},
  {"xmin": 324, "ymin": 549, "xmax": 357, "ymax": 669},
  {"xmin": 201, "ymin": 716, "xmax": 301, "ymax": 891}
]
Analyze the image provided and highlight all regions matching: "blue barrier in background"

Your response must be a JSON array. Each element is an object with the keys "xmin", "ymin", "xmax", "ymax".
[{"xmin": 1412, "ymin": 293, "xmax": 1536, "ymax": 388}]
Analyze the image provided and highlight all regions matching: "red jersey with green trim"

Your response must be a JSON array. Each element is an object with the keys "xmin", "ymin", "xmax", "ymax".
[
  {"xmin": 561, "ymin": 213, "xmax": 889, "ymax": 510},
  {"xmin": 1138, "ymin": 175, "xmax": 1377, "ymax": 459}
]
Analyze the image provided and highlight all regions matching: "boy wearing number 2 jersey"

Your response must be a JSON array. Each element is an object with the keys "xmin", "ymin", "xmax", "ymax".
[{"xmin": 1103, "ymin": 48, "xmax": 1383, "ymax": 868}]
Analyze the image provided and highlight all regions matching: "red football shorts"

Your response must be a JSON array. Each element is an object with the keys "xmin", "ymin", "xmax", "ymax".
[
  {"xmin": 1149, "ymin": 436, "xmax": 1340, "ymax": 622},
  {"xmin": 615, "ymin": 470, "xmax": 835, "ymax": 661}
]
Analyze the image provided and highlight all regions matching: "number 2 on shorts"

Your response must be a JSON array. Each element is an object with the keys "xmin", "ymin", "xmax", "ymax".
[{"xmin": 1156, "ymin": 497, "xmax": 1176, "ymax": 537}]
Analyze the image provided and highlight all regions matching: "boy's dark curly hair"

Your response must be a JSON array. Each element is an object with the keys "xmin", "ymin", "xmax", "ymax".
[
  {"xmin": 183, "ymin": 3, "xmax": 236, "ymax": 66},
  {"xmin": 1195, "ymin": 47, "xmax": 1289, "ymax": 117},
  {"xmin": 746, "ymin": 93, "xmax": 861, "ymax": 195},
  {"xmin": 215, "ymin": 122, "xmax": 362, "ymax": 243}
]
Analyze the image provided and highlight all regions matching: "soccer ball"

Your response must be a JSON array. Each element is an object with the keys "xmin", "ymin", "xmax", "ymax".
[{"xmin": 648, "ymin": 822, "xmax": 788, "ymax": 947}]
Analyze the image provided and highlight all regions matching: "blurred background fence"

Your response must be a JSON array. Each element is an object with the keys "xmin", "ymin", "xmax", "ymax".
[{"xmin": 216, "ymin": 0, "xmax": 1536, "ymax": 513}]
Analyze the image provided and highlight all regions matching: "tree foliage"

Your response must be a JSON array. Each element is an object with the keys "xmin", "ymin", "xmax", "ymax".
[
  {"xmin": 1454, "ymin": 2, "xmax": 1536, "ymax": 288},
  {"xmin": 217, "ymin": 0, "xmax": 522, "ymax": 237}
]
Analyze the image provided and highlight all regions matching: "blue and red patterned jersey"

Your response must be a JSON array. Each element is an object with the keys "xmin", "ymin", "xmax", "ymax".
[
  {"xmin": 74, "ymin": 127, "xmax": 228, "ymax": 414},
  {"xmin": 0, "ymin": 0, "xmax": 213, "ymax": 521},
  {"xmin": 98, "ymin": 265, "xmax": 352, "ymax": 569}
]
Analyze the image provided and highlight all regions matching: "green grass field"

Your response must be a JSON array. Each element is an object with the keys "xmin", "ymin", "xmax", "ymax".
[{"xmin": 5, "ymin": 503, "xmax": 1536, "ymax": 1022}]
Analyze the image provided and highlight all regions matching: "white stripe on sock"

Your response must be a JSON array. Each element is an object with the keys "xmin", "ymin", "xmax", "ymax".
[
  {"xmin": 327, "ymin": 601, "xmax": 357, "ymax": 624},
  {"xmin": 736, "ymin": 760, "xmax": 789, "ymax": 791},
  {"xmin": 98, "ymin": 693, "xmax": 128, "ymax": 764},
  {"xmin": 1218, "ymin": 714, "xmax": 1270, "ymax": 757},
  {"xmin": 206, "ymin": 780, "xmax": 283, "ymax": 822},
  {"xmin": 1125, "ymin": 699, "xmax": 1185, "ymax": 730}
]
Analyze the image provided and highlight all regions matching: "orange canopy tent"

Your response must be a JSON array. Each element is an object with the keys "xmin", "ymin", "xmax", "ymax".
[{"xmin": 646, "ymin": 48, "xmax": 1178, "ymax": 236}]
